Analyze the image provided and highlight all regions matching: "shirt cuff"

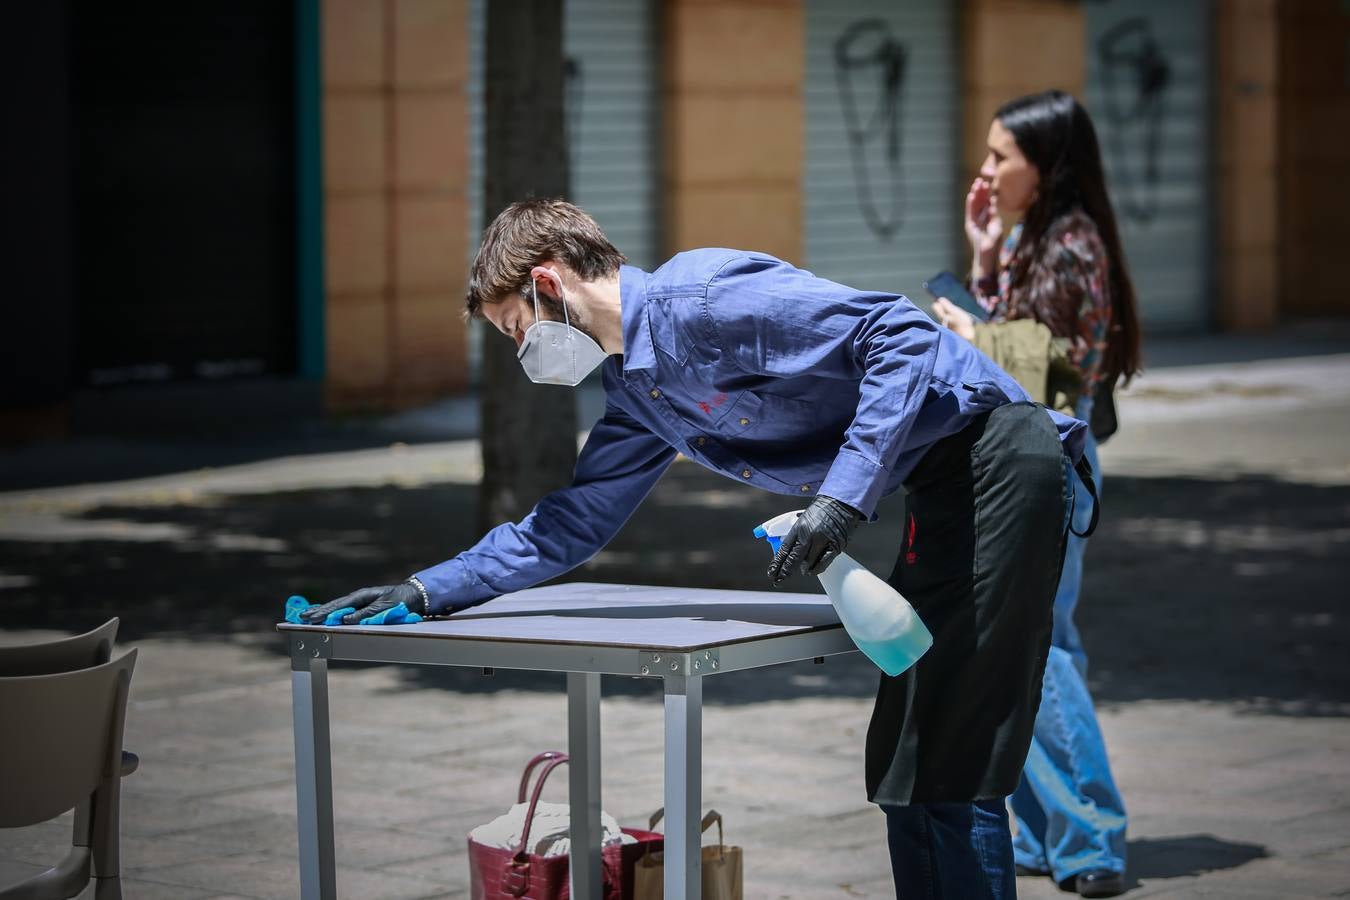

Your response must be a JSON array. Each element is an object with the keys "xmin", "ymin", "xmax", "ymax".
[
  {"xmin": 412, "ymin": 556, "xmax": 495, "ymax": 615},
  {"xmin": 819, "ymin": 448, "xmax": 889, "ymax": 522}
]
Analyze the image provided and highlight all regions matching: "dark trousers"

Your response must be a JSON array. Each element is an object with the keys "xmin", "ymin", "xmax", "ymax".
[
  {"xmin": 869, "ymin": 403, "xmax": 1071, "ymax": 896},
  {"xmin": 883, "ymin": 799, "xmax": 1016, "ymax": 900}
]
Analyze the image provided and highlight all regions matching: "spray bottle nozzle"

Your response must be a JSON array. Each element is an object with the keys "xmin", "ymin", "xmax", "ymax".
[{"xmin": 754, "ymin": 510, "xmax": 805, "ymax": 556}]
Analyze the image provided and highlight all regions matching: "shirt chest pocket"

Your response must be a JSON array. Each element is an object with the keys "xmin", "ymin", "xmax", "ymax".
[
  {"xmin": 707, "ymin": 390, "xmax": 824, "ymax": 441},
  {"xmin": 710, "ymin": 391, "xmax": 761, "ymax": 436}
]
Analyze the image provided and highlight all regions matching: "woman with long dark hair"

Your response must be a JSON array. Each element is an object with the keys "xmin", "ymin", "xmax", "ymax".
[{"xmin": 934, "ymin": 89, "xmax": 1141, "ymax": 898}]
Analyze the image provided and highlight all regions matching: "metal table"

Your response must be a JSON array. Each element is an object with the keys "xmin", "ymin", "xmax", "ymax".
[{"xmin": 280, "ymin": 582, "xmax": 858, "ymax": 900}]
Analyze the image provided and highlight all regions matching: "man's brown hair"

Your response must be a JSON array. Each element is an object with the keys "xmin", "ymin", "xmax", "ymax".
[{"xmin": 466, "ymin": 198, "xmax": 626, "ymax": 319}]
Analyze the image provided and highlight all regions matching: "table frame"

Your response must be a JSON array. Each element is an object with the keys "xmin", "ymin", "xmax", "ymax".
[{"xmin": 283, "ymin": 621, "xmax": 857, "ymax": 900}]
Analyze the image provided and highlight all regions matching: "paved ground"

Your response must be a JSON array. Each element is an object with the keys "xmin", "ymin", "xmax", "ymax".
[{"xmin": 2, "ymin": 334, "xmax": 1349, "ymax": 898}]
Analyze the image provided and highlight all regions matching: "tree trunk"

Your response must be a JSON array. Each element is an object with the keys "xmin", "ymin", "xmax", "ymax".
[{"xmin": 478, "ymin": 0, "xmax": 578, "ymax": 533}]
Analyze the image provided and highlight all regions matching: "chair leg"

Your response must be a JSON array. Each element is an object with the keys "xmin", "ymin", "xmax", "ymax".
[
  {"xmin": 89, "ymin": 779, "xmax": 121, "ymax": 886},
  {"xmin": 92, "ymin": 878, "xmax": 122, "ymax": 900}
]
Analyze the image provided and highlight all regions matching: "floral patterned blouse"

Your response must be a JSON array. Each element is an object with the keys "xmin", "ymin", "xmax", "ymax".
[{"xmin": 972, "ymin": 209, "xmax": 1113, "ymax": 393}]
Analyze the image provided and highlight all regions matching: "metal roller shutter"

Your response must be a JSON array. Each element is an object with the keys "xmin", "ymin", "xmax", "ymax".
[
  {"xmin": 563, "ymin": 0, "xmax": 660, "ymax": 271},
  {"xmin": 804, "ymin": 0, "xmax": 959, "ymax": 300},
  {"xmin": 1085, "ymin": 0, "xmax": 1214, "ymax": 331}
]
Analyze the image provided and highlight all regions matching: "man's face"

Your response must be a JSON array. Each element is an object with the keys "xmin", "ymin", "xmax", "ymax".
[
  {"xmin": 481, "ymin": 272, "xmax": 602, "ymax": 350},
  {"xmin": 482, "ymin": 291, "xmax": 535, "ymax": 350}
]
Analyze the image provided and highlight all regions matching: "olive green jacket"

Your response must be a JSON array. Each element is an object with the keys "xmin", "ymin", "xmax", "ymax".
[{"xmin": 970, "ymin": 319, "xmax": 1081, "ymax": 417}]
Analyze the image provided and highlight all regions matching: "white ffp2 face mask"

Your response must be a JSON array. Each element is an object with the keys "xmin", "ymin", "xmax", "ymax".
[{"xmin": 516, "ymin": 278, "xmax": 608, "ymax": 386}]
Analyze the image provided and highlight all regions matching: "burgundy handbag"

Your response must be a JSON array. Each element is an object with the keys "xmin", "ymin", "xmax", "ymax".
[{"xmin": 468, "ymin": 751, "xmax": 664, "ymax": 899}]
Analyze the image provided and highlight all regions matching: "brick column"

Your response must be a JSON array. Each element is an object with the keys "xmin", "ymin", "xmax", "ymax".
[
  {"xmin": 662, "ymin": 0, "xmax": 804, "ymax": 262},
  {"xmin": 322, "ymin": 0, "xmax": 470, "ymax": 411},
  {"xmin": 960, "ymin": 0, "xmax": 1086, "ymax": 187},
  {"xmin": 1216, "ymin": 0, "xmax": 1280, "ymax": 331}
]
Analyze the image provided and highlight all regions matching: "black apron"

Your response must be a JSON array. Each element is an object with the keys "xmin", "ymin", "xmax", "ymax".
[{"xmin": 865, "ymin": 402, "xmax": 1071, "ymax": 805}]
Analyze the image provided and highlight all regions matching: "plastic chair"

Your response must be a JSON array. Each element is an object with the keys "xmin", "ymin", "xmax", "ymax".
[
  {"xmin": 0, "ymin": 619, "xmax": 139, "ymax": 774},
  {"xmin": 0, "ymin": 623, "xmax": 138, "ymax": 900},
  {"xmin": 0, "ymin": 620, "xmax": 140, "ymax": 885},
  {"xmin": 0, "ymin": 619, "xmax": 120, "ymax": 678}
]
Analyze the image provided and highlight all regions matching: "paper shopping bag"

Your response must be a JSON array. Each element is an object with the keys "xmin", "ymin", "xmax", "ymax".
[{"xmin": 633, "ymin": 809, "xmax": 743, "ymax": 900}]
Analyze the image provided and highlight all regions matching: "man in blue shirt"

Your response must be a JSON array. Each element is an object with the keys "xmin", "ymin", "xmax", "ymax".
[{"xmin": 303, "ymin": 199, "xmax": 1086, "ymax": 898}]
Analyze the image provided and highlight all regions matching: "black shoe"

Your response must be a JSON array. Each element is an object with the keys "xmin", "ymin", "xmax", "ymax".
[{"xmin": 1076, "ymin": 869, "xmax": 1126, "ymax": 898}]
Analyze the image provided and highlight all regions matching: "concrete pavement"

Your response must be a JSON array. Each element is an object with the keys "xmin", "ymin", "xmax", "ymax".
[{"xmin": 2, "ymin": 341, "xmax": 1348, "ymax": 898}]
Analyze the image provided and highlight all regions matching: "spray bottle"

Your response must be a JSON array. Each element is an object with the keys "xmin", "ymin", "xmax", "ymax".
[{"xmin": 755, "ymin": 510, "xmax": 932, "ymax": 677}]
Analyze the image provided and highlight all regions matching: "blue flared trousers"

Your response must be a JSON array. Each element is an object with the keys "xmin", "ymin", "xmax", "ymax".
[{"xmin": 1009, "ymin": 404, "xmax": 1128, "ymax": 881}]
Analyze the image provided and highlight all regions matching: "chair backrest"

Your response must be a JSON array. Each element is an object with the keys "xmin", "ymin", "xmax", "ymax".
[
  {"xmin": 0, "ymin": 618, "xmax": 119, "ymax": 677},
  {"xmin": 0, "ymin": 648, "xmax": 137, "ymax": 827}
]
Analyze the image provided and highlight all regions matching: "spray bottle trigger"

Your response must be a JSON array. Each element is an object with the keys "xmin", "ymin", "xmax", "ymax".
[
  {"xmin": 752, "ymin": 524, "xmax": 783, "ymax": 555},
  {"xmin": 754, "ymin": 511, "xmax": 803, "ymax": 557}
]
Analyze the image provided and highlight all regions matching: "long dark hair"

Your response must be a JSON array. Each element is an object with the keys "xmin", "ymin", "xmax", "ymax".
[{"xmin": 996, "ymin": 90, "xmax": 1142, "ymax": 387}]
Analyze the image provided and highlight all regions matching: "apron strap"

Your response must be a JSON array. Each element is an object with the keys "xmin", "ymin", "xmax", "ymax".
[{"xmin": 1069, "ymin": 455, "xmax": 1100, "ymax": 539}]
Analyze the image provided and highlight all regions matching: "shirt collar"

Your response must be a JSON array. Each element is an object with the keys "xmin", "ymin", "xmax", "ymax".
[{"xmin": 619, "ymin": 264, "xmax": 657, "ymax": 375}]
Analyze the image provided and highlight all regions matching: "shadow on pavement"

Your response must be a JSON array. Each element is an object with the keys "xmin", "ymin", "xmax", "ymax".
[
  {"xmin": 1126, "ymin": 833, "xmax": 1269, "ymax": 880},
  {"xmin": 0, "ymin": 379, "xmax": 482, "ymax": 493},
  {"xmin": 1, "ymin": 461, "xmax": 1347, "ymax": 710}
]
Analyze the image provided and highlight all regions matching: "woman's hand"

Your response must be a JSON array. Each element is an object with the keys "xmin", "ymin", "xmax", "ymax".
[
  {"xmin": 965, "ymin": 177, "xmax": 1002, "ymax": 275},
  {"xmin": 932, "ymin": 298, "xmax": 977, "ymax": 340}
]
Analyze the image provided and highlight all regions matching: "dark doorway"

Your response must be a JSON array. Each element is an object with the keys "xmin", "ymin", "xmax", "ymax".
[
  {"xmin": 71, "ymin": 2, "xmax": 298, "ymax": 387},
  {"xmin": 1278, "ymin": 2, "xmax": 1350, "ymax": 318}
]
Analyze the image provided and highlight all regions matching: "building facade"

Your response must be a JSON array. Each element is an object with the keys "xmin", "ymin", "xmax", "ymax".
[{"xmin": 3, "ymin": 0, "xmax": 1344, "ymax": 435}]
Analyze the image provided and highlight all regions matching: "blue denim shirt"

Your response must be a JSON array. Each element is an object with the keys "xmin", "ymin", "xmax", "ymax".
[{"xmin": 416, "ymin": 250, "xmax": 1086, "ymax": 613}]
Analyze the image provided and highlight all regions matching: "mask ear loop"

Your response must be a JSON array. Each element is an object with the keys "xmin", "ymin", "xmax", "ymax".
[{"xmin": 532, "ymin": 275, "xmax": 575, "ymax": 339}]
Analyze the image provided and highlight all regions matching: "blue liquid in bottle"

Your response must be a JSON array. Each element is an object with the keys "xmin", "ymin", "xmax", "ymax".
[{"xmin": 756, "ymin": 511, "xmax": 932, "ymax": 677}]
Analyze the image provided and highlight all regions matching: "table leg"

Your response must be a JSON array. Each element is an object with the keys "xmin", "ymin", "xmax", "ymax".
[
  {"xmin": 568, "ymin": 672, "xmax": 603, "ymax": 900},
  {"xmin": 664, "ymin": 674, "xmax": 703, "ymax": 899},
  {"xmin": 291, "ymin": 657, "xmax": 336, "ymax": 900}
]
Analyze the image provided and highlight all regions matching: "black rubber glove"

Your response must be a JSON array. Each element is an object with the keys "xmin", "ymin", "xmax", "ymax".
[
  {"xmin": 767, "ymin": 495, "xmax": 862, "ymax": 584},
  {"xmin": 299, "ymin": 581, "xmax": 427, "ymax": 626}
]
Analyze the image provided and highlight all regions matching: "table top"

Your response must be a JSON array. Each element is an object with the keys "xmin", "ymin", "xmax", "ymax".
[{"xmin": 277, "ymin": 582, "xmax": 843, "ymax": 652}]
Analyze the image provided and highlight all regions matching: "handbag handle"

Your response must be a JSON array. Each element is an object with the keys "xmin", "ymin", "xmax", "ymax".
[
  {"xmin": 517, "ymin": 750, "xmax": 567, "ymax": 804},
  {"xmin": 513, "ymin": 751, "xmax": 570, "ymax": 862},
  {"xmin": 645, "ymin": 807, "xmax": 725, "ymax": 859}
]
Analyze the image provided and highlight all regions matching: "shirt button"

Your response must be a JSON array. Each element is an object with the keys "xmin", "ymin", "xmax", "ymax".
[
  {"xmin": 697, "ymin": 436, "xmax": 707, "ymax": 446},
  {"xmin": 800, "ymin": 485, "xmax": 811, "ymax": 492},
  {"xmin": 649, "ymin": 389, "xmax": 661, "ymax": 400},
  {"xmin": 741, "ymin": 469, "xmax": 752, "ymax": 479},
  {"xmin": 739, "ymin": 417, "xmax": 750, "ymax": 426}
]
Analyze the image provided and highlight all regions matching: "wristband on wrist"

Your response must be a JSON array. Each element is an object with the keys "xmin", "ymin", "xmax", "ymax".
[{"xmin": 405, "ymin": 575, "xmax": 431, "ymax": 616}]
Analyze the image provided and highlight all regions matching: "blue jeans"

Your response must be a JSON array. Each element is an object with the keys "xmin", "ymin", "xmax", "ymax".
[
  {"xmin": 1010, "ymin": 405, "xmax": 1128, "ymax": 881},
  {"xmin": 884, "ymin": 799, "xmax": 1016, "ymax": 899}
]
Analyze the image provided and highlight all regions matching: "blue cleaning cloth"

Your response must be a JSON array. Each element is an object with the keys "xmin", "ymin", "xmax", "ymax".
[
  {"xmin": 283, "ymin": 595, "xmax": 311, "ymax": 624},
  {"xmin": 355, "ymin": 602, "xmax": 422, "ymax": 625},
  {"xmin": 284, "ymin": 594, "xmax": 423, "ymax": 627}
]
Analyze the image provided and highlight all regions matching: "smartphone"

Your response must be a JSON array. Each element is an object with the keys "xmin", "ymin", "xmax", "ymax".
[{"xmin": 923, "ymin": 271, "xmax": 990, "ymax": 322}]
